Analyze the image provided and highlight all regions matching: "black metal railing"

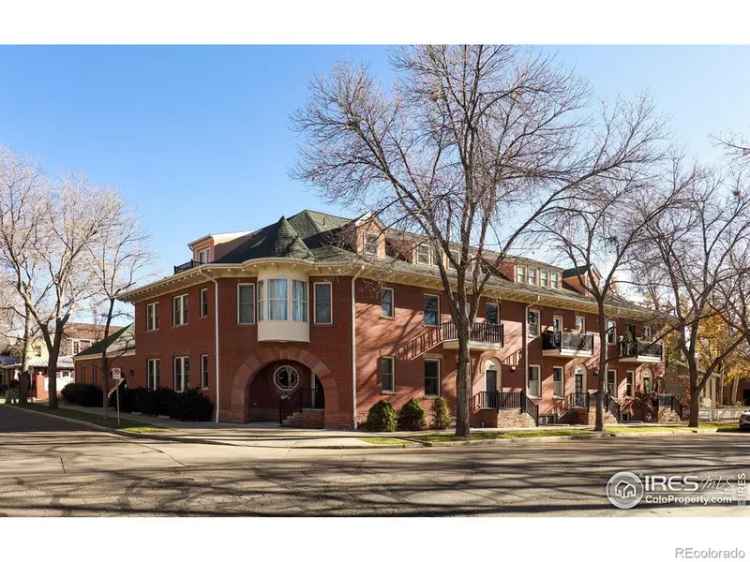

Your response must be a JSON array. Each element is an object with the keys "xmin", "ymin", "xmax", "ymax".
[
  {"xmin": 542, "ymin": 331, "xmax": 594, "ymax": 353},
  {"xmin": 619, "ymin": 339, "xmax": 663, "ymax": 360},
  {"xmin": 474, "ymin": 390, "xmax": 524, "ymax": 411},
  {"xmin": 174, "ymin": 259, "xmax": 199, "ymax": 274},
  {"xmin": 566, "ymin": 391, "xmax": 588, "ymax": 409},
  {"xmin": 442, "ymin": 321, "xmax": 504, "ymax": 346},
  {"xmin": 279, "ymin": 386, "xmax": 325, "ymax": 424},
  {"xmin": 396, "ymin": 321, "xmax": 503, "ymax": 360},
  {"xmin": 521, "ymin": 391, "xmax": 539, "ymax": 426}
]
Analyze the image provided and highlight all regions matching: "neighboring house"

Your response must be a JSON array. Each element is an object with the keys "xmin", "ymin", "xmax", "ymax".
[
  {"xmin": 73, "ymin": 325, "xmax": 137, "ymax": 389},
  {"xmin": 1, "ymin": 322, "xmax": 122, "ymax": 400},
  {"xmin": 100, "ymin": 209, "xmax": 679, "ymax": 429}
]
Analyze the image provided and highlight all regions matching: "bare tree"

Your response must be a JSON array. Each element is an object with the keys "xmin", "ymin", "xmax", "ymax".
[
  {"xmin": 634, "ymin": 165, "xmax": 750, "ymax": 427},
  {"xmin": 0, "ymin": 147, "xmax": 118, "ymax": 409},
  {"xmin": 87, "ymin": 194, "xmax": 150, "ymax": 417},
  {"xmin": 294, "ymin": 45, "xmax": 666, "ymax": 436}
]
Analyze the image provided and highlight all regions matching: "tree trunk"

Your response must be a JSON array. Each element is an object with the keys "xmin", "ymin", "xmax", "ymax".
[
  {"xmin": 454, "ymin": 322, "xmax": 472, "ymax": 437},
  {"xmin": 18, "ymin": 305, "xmax": 31, "ymax": 405},
  {"xmin": 46, "ymin": 324, "xmax": 63, "ymax": 410},
  {"xmin": 688, "ymin": 363, "xmax": 699, "ymax": 428},
  {"xmin": 100, "ymin": 298, "xmax": 115, "ymax": 418},
  {"xmin": 594, "ymin": 314, "xmax": 608, "ymax": 432}
]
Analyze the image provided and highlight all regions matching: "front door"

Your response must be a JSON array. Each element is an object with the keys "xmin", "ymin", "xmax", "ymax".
[
  {"xmin": 574, "ymin": 369, "xmax": 585, "ymax": 407},
  {"xmin": 485, "ymin": 368, "xmax": 497, "ymax": 408}
]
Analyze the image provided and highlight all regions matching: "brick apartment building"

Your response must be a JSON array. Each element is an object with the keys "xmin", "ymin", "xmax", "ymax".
[{"xmin": 74, "ymin": 209, "xmax": 681, "ymax": 429}]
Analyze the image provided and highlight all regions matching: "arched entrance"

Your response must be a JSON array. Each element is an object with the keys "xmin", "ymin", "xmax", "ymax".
[
  {"xmin": 228, "ymin": 347, "xmax": 341, "ymax": 427},
  {"xmin": 482, "ymin": 358, "xmax": 501, "ymax": 408},
  {"xmin": 246, "ymin": 360, "xmax": 326, "ymax": 424}
]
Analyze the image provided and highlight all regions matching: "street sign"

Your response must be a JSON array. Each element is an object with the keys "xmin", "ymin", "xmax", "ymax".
[{"xmin": 112, "ymin": 368, "xmax": 122, "ymax": 381}]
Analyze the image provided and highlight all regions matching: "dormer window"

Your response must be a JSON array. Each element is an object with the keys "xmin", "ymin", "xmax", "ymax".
[
  {"xmin": 550, "ymin": 271, "xmax": 560, "ymax": 289},
  {"xmin": 643, "ymin": 325, "xmax": 652, "ymax": 339},
  {"xmin": 196, "ymin": 248, "xmax": 209, "ymax": 264},
  {"xmin": 416, "ymin": 243, "xmax": 432, "ymax": 265},
  {"xmin": 540, "ymin": 270, "xmax": 549, "ymax": 288},
  {"xmin": 516, "ymin": 265, "xmax": 526, "ymax": 283},
  {"xmin": 364, "ymin": 234, "xmax": 379, "ymax": 256},
  {"xmin": 528, "ymin": 268, "xmax": 538, "ymax": 285}
]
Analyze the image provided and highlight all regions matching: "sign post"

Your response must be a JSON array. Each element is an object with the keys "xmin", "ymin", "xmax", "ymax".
[{"xmin": 111, "ymin": 368, "xmax": 122, "ymax": 426}]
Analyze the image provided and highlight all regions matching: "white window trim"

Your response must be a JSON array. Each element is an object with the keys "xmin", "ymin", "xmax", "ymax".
[
  {"xmin": 528, "ymin": 268, "xmax": 538, "ymax": 285},
  {"xmin": 200, "ymin": 287, "xmax": 209, "ymax": 319},
  {"xmin": 237, "ymin": 283, "xmax": 256, "ymax": 325},
  {"xmin": 379, "ymin": 355, "xmax": 395, "ymax": 393},
  {"xmin": 551, "ymin": 271, "xmax": 560, "ymax": 289},
  {"xmin": 625, "ymin": 370, "xmax": 635, "ymax": 397},
  {"xmin": 174, "ymin": 356, "xmax": 189, "ymax": 393},
  {"xmin": 540, "ymin": 270, "xmax": 549, "ymax": 288},
  {"xmin": 643, "ymin": 325, "xmax": 653, "ymax": 339},
  {"xmin": 147, "ymin": 358, "xmax": 160, "ymax": 390},
  {"xmin": 380, "ymin": 287, "xmax": 395, "ymax": 319},
  {"xmin": 552, "ymin": 366, "xmax": 564, "ymax": 398},
  {"xmin": 364, "ymin": 233, "xmax": 379, "ymax": 256},
  {"xmin": 527, "ymin": 308, "xmax": 541, "ymax": 338},
  {"xmin": 607, "ymin": 319, "xmax": 617, "ymax": 345},
  {"xmin": 173, "ymin": 294, "xmax": 188, "ymax": 327},
  {"xmin": 575, "ymin": 314, "xmax": 586, "ymax": 334},
  {"xmin": 485, "ymin": 301, "xmax": 500, "ymax": 324},
  {"xmin": 146, "ymin": 302, "xmax": 159, "ymax": 332},
  {"xmin": 415, "ymin": 243, "xmax": 432, "ymax": 265},
  {"xmin": 606, "ymin": 369, "xmax": 617, "ymax": 395},
  {"xmin": 516, "ymin": 265, "xmax": 527, "ymax": 284},
  {"xmin": 424, "ymin": 357, "xmax": 441, "ymax": 397},
  {"xmin": 552, "ymin": 314, "xmax": 563, "ymax": 334},
  {"xmin": 313, "ymin": 281, "xmax": 333, "ymax": 325},
  {"xmin": 200, "ymin": 353, "xmax": 209, "ymax": 389},
  {"xmin": 527, "ymin": 364, "xmax": 541, "ymax": 399},
  {"xmin": 423, "ymin": 293, "xmax": 440, "ymax": 327}
]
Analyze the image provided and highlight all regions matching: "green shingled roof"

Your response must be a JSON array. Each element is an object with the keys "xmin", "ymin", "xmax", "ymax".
[{"xmin": 76, "ymin": 324, "xmax": 134, "ymax": 357}]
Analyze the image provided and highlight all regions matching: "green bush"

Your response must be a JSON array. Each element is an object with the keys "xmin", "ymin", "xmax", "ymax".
[
  {"xmin": 132, "ymin": 387, "xmax": 160, "ymax": 415},
  {"xmin": 61, "ymin": 383, "xmax": 103, "ymax": 407},
  {"xmin": 107, "ymin": 386, "xmax": 134, "ymax": 412},
  {"xmin": 365, "ymin": 400, "xmax": 398, "ymax": 432},
  {"xmin": 167, "ymin": 389, "xmax": 214, "ymax": 421},
  {"xmin": 397, "ymin": 399, "xmax": 426, "ymax": 431},
  {"xmin": 432, "ymin": 397, "xmax": 452, "ymax": 429},
  {"xmin": 154, "ymin": 387, "xmax": 176, "ymax": 416}
]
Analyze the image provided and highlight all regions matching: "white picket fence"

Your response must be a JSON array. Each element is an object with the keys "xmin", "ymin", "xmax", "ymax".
[{"xmin": 699, "ymin": 406, "xmax": 747, "ymax": 421}]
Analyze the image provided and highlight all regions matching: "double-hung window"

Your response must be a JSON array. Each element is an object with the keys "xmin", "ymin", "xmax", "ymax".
[
  {"xmin": 379, "ymin": 356, "xmax": 395, "ymax": 392},
  {"xmin": 200, "ymin": 288, "xmax": 209, "ymax": 318},
  {"xmin": 516, "ymin": 265, "xmax": 526, "ymax": 283},
  {"xmin": 607, "ymin": 320, "xmax": 617, "ymax": 345},
  {"xmin": 314, "ymin": 282, "xmax": 332, "ymax": 325},
  {"xmin": 200, "ymin": 354, "xmax": 209, "ymax": 388},
  {"xmin": 607, "ymin": 369, "xmax": 616, "ymax": 395},
  {"xmin": 267, "ymin": 279, "xmax": 288, "ymax": 321},
  {"xmin": 423, "ymin": 294, "xmax": 439, "ymax": 327},
  {"xmin": 485, "ymin": 302, "xmax": 499, "ymax": 325},
  {"xmin": 364, "ymin": 234, "xmax": 378, "ymax": 256},
  {"xmin": 625, "ymin": 371, "xmax": 634, "ymax": 397},
  {"xmin": 147, "ymin": 358, "xmax": 160, "ymax": 390},
  {"xmin": 550, "ymin": 271, "xmax": 560, "ymax": 289},
  {"xmin": 540, "ymin": 270, "xmax": 549, "ymax": 287},
  {"xmin": 575, "ymin": 315, "xmax": 586, "ymax": 333},
  {"xmin": 174, "ymin": 356, "xmax": 190, "ymax": 393},
  {"xmin": 553, "ymin": 366, "xmax": 564, "ymax": 397},
  {"xmin": 237, "ymin": 283, "xmax": 256, "ymax": 324},
  {"xmin": 527, "ymin": 365, "xmax": 540, "ymax": 397},
  {"xmin": 173, "ymin": 294, "xmax": 188, "ymax": 327},
  {"xmin": 292, "ymin": 281, "xmax": 308, "ymax": 321},
  {"xmin": 528, "ymin": 268, "xmax": 538, "ymax": 285},
  {"xmin": 380, "ymin": 287, "xmax": 394, "ymax": 318},
  {"xmin": 527, "ymin": 309, "xmax": 540, "ymax": 338},
  {"xmin": 416, "ymin": 243, "xmax": 431, "ymax": 265},
  {"xmin": 424, "ymin": 359, "xmax": 440, "ymax": 396},
  {"xmin": 146, "ymin": 302, "xmax": 159, "ymax": 331}
]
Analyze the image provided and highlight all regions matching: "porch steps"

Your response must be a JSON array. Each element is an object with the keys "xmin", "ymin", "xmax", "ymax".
[{"xmin": 281, "ymin": 408, "xmax": 324, "ymax": 428}]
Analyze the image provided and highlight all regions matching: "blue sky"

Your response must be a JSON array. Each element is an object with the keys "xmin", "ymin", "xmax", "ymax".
[{"xmin": 0, "ymin": 46, "xmax": 747, "ymax": 279}]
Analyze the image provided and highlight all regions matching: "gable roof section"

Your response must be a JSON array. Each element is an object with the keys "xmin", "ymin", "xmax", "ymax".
[{"xmin": 75, "ymin": 324, "xmax": 134, "ymax": 358}]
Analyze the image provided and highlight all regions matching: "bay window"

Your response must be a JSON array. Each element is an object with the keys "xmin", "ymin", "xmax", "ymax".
[
  {"xmin": 292, "ymin": 280, "xmax": 308, "ymax": 321},
  {"xmin": 268, "ymin": 279, "xmax": 288, "ymax": 320}
]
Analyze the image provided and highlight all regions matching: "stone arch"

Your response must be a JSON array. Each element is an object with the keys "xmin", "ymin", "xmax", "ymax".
[{"xmin": 229, "ymin": 347, "xmax": 339, "ymax": 424}]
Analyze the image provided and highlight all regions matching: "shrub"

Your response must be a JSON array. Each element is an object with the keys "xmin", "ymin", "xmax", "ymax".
[
  {"xmin": 432, "ymin": 397, "xmax": 452, "ymax": 429},
  {"xmin": 167, "ymin": 389, "xmax": 214, "ymax": 421},
  {"xmin": 61, "ymin": 383, "xmax": 103, "ymax": 407},
  {"xmin": 397, "ymin": 399, "xmax": 426, "ymax": 431},
  {"xmin": 0, "ymin": 384, "xmax": 7, "ymax": 396},
  {"xmin": 154, "ymin": 387, "xmax": 177, "ymax": 416},
  {"xmin": 365, "ymin": 400, "xmax": 397, "ymax": 432},
  {"xmin": 107, "ymin": 386, "xmax": 134, "ymax": 413},
  {"xmin": 132, "ymin": 387, "xmax": 160, "ymax": 415}
]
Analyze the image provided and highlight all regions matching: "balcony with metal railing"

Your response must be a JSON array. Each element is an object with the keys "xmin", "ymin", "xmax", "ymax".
[
  {"xmin": 619, "ymin": 339, "xmax": 663, "ymax": 363},
  {"xmin": 441, "ymin": 321, "xmax": 504, "ymax": 351},
  {"xmin": 542, "ymin": 331, "xmax": 594, "ymax": 358},
  {"xmin": 173, "ymin": 259, "xmax": 200, "ymax": 274}
]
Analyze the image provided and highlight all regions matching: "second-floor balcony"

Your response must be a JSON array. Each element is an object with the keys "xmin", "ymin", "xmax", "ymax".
[
  {"xmin": 174, "ymin": 259, "xmax": 200, "ymax": 274},
  {"xmin": 619, "ymin": 339, "xmax": 663, "ymax": 363},
  {"xmin": 442, "ymin": 321, "xmax": 504, "ymax": 351},
  {"xmin": 542, "ymin": 330, "xmax": 594, "ymax": 358}
]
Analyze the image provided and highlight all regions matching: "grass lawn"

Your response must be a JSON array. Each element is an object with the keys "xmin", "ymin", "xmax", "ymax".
[
  {"xmin": 415, "ymin": 428, "xmax": 591, "ymax": 442},
  {"xmin": 358, "ymin": 436, "xmax": 413, "ymax": 447},
  {"xmin": 11, "ymin": 402, "xmax": 162, "ymax": 433}
]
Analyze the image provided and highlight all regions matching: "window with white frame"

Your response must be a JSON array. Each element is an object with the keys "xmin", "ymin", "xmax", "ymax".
[
  {"xmin": 416, "ymin": 243, "xmax": 432, "ymax": 265},
  {"xmin": 575, "ymin": 315, "xmax": 585, "ymax": 333},
  {"xmin": 540, "ymin": 270, "xmax": 549, "ymax": 287},
  {"xmin": 607, "ymin": 319, "xmax": 616, "ymax": 344},
  {"xmin": 551, "ymin": 271, "xmax": 560, "ymax": 289},
  {"xmin": 380, "ymin": 287, "xmax": 394, "ymax": 318},
  {"xmin": 147, "ymin": 358, "xmax": 160, "ymax": 390},
  {"xmin": 423, "ymin": 294, "xmax": 439, "ymax": 326},
  {"xmin": 528, "ymin": 268, "xmax": 538, "ymax": 285},
  {"xmin": 552, "ymin": 314, "xmax": 563, "ymax": 334},
  {"xmin": 73, "ymin": 340, "xmax": 80, "ymax": 355},
  {"xmin": 257, "ymin": 280, "xmax": 265, "ymax": 321},
  {"xmin": 424, "ymin": 359, "xmax": 440, "ymax": 396},
  {"xmin": 174, "ymin": 356, "xmax": 190, "ymax": 393},
  {"xmin": 267, "ymin": 279, "xmax": 288, "ymax": 321},
  {"xmin": 364, "ymin": 233, "xmax": 379, "ymax": 256},
  {"xmin": 200, "ymin": 287, "xmax": 209, "ymax": 318},
  {"xmin": 527, "ymin": 309, "xmax": 540, "ymax": 338},
  {"xmin": 292, "ymin": 280, "xmax": 308, "ymax": 322},
  {"xmin": 607, "ymin": 369, "xmax": 616, "ymax": 395},
  {"xmin": 379, "ymin": 356, "xmax": 395, "ymax": 392},
  {"xmin": 516, "ymin": 265, "xmax": 526, "ymax": 284},
  {"xmin": 553, "ymin": 366, "xmax": 564, "ymax": 397},
  {"xmin": 237, "ymin": 283, "xmax": 256, "ymax": 324},
  {"xmin": 146, "ymin": 302, "xmax": 159, "ymax": 331},
  {"xmin": 527, "ymin": 364, "xmax": 540, "ymax": 397},
  {"xmin": 173, "ymin": 294, "xmax": 188, "ymax": 326},
  {"xmin": 643, "ymin": 325, "xmax": 653, "ymax": 339},
  {"xmin": 642, "ymin": 368, "xmax": 653, "ymax": 393},
  {"xmin": 314, "ymin": 282, "xmax": 332, "ymax": 324},
  {"xmin": 625, "ymin": 370, "xmax": 634, "ymax": 397},
  {"xmin": 201, "ymin": 354, "xmax": 209, "ymax": 388},
  {"xmin": 197, "ymin": 248, "xmax": 209, "ymax": 264}
]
